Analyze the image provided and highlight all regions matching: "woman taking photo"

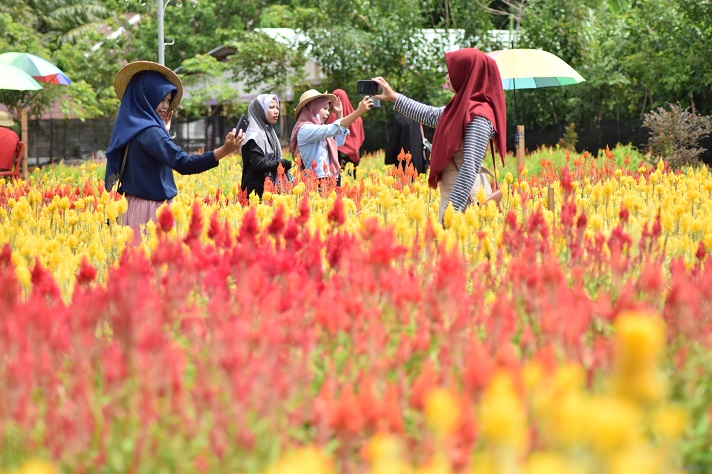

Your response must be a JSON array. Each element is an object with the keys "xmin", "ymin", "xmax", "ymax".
[
  {"xmin": 326, "ymin": 88, "xmax": 366, "ymax": 170},
  {"xmin": 290, "ymin": 89, "xmax": 373, "ymax": 185},
  {"xmin": 373, "ymin": 48, "xmax": 507, "ymax": 223},
  {"xmin": 105, "ymin": 61, "xmax": 244, "ymax": 243},
  {"xmin": 241, "ymin": 94, "xmax": 292, "ymax": 198}
]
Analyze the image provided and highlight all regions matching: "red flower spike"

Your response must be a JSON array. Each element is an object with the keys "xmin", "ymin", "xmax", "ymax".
[
  {"xmin": 619, "ymin": 204, "xmax": 630, "ymax": 223},
  {"xmin": 298, "ymin": 193, "xmax": 310, "ymax": 225},
  {"xmin": 76, "ymin": 256, "xmax": 97, "ymax": 287},
  {"xmin": 410, "ymin": 360, "xmax": 438, "ymax": 410},
  {"xmin": 268, "ymin": 205, "xmax": 286, "ymax": 237},
  {"xmin": 184, "ymin": 201, "xmax": 204, "ymax": 245},
  {"xmin": 382, "ymin": 384, "xmax": 403, "ymax": 433},
  {"xmin": 157, "ymin": 205, "xmax": 175, "ymax": 233},
  {"xmin": 328, "ymin": 195, "xmax": 346, "ymax": 227},
  {"xmin": 696, "ymin": 241, "xmax": 706, "ymax": 261}
]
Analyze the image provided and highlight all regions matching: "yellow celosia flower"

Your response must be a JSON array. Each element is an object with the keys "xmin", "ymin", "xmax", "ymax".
[
  {"xmin": 652, "ymin": 405, "xmax": 687, "ymax": 439},
  {"xmin": 524, "ymin": 452, "xmax": 582, "ymax": 474},
  {"xmin": 263, "ymin": 446, "xmax": 334, "ymax": 474},
  {"xmin": 608, "ymin": 447, "xmax": 662, "ymax": 474},
  {"xmin": 15, "ymin": 459, "xmax": 59, "ymax": 474},
  {"xmin": 293, "ymin": 181, "xmax": 306, "ymax": 195},
  {"xmin": 424, "ymin": 387, "xmax": 459, "ymax": 437},
  {"xmin": 366, "ymin": 434, "xmax": 412, "ymax": 474},
  {"xmin": 587, "ymin": 397, "xmax": 641, "ymax": 454},
  {"xmin": 15, "ymin": 265, "xmax": 32, "ymax": 289},
  {"xmin": 479, "ymin": 372, "xmax": 527, "ymax": 450},
  {"xmin": 614, "ymin": 312, "xmax": 665, "ymax": 375}
]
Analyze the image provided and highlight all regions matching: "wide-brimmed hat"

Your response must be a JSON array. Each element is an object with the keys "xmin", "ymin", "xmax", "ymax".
[
  {"xmin": 0, "ymin": 111, "xmax": 14, "ymax": 127},
  {"xmin": 114, "ymin": 61, "xmax": 183, "ymax": 111},
  {"xmin": 294, "ymin": 89, "xmax": 336, "ymax": 119}
]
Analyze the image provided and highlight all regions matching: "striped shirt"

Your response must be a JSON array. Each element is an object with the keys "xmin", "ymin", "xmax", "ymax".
[{"xmin": 394, "ymin": 94, "xmax": 494, "ymax": 212}]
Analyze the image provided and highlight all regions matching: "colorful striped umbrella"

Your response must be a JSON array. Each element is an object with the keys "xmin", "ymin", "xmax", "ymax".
[
  {"xmin": 0, "ymin": 52, "xmax": 72, "ymax": 85},
  {"xmin": 486, "ymin": 48, "xmax": 585, "ymax": 124},
  {"xmin": 0, "ymin": 63, "xmax": 43, "ymax": 91},
  {"xmin": 487, "ymin": 49, "xmax": 585, "ymax": 91}
]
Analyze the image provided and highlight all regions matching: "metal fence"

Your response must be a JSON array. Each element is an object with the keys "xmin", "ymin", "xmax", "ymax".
[{"xmin": 25, "ymin": 116, "xmax": 712, "ymax": 166}]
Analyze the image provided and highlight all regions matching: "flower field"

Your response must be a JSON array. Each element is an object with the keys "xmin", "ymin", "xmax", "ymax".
[{"xmin": 1, "ymin": 147, "xmax": 712, "ymax": 473}]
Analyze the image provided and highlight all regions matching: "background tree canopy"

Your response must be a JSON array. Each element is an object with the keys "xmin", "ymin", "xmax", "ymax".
[{"xmin": 0, "ymin": 0, "xmax": 710, "ymax": 147}]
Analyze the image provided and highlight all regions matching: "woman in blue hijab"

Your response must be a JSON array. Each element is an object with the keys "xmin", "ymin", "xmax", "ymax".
[{"xmin": 105, "ymin": 61, "xmax": 244, "ymax": 243}]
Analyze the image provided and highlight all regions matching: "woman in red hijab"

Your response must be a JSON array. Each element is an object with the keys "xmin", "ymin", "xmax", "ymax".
[
  {"xmin": 373, "ymin": 48, "xmax": 506, "ymax": 223},
  {"xmin": 326, "ymin": 89, "xmax": 366, "ymax": 169}
]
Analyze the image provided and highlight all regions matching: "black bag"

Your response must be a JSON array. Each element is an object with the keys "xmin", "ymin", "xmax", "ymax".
[
  {"xmin": 106, "ymin": 144, "xmax": 129, "ymax": 192},
  {"xmin": 420, "ymin": 123, "xmax": 431, "ymax": 167}
]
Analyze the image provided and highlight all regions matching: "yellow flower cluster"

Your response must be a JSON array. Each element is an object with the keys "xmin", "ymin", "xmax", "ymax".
[
  {"xmin": 0, "ymin": 176, "xmax": 131, "ymax": 299},
  {"xmin": 3, "ymin": 155, "xmax": 712, "ymax": 298},
  {"xmin": 265, "ymin": 312, "xmax": 685, "ymax": 474}
]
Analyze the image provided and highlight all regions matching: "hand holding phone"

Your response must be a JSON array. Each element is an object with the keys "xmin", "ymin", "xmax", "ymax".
[
  {"xmin": 357, "ymin": 80, "xmax": 380, "ymax": 96},
  {"xmin": 235, "ymin": 114, "xmax": 249, "ymax": 135}
]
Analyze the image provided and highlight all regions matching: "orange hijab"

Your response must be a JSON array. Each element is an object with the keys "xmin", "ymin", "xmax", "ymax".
[
  {"xmin": 428, "ymin": 48, "xmax": 507, "ymax": 188},
  {"xmin": 326, "ymin": 89, "xmax": 365, "ymax": 163}
]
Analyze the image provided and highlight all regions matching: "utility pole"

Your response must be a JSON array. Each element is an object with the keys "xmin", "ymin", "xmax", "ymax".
[{"xmin": 124, "ymin": 0, "xmax": 198, "ymax": 66}]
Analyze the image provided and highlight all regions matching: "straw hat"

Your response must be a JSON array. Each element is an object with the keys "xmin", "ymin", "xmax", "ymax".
[
  {"xmin": 113, "ymin": 61, "xmax": 183, "ymax": 111},
  {"xmin": 294, "ymin": 89, "xmax": 336, "ymax": 119},
  {"xmin": 0, "ymin": 111, "xmax": 14, "ymax": 127}
]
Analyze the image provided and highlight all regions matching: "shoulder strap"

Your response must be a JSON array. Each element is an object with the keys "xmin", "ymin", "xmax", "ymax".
[
  {"xmin": 119, "ymin": 143, "xmax": 129, "ymax": 182},
  {"xmin": 490, "ymin": 139, "xmax": 498, "ymax": 190}
]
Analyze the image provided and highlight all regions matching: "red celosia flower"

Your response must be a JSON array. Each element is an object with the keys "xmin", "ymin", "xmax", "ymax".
[
  {"xmin": 328, "ymin": 195, "xmax": 346, "ymax": 226},
  {"xmin": 560, "ymin": 166, "xmax": 573, "ymax": 197},
  {"xmin": 463, "ymin": 339, "xmax": 494, "ymax": 394},
  {"xmin": 382, "ymin": 383, "xmax": 403, "ymax": 433},
  {"xmin": 410, "ymin": 360, "xmax": 438, "ymax": 410},
  {"xmin": 157, "ymin": 205, "xmax": 175, "ymax": 232},
  {"xmin": 76, "ymin": 256, "xmax": 97, "ymax": 287},
  {"xmin": 268, "ymin": 205, "xmax": 286, "ymax": 237},
  {"xmin": 331, "ymin": 386, "xmax": 364, "ymax": 435},
  {"xmin": 297, "ymin": 194, "xmax": 310, "ymax": 225},
  {"xmin": 696, "ymin": 241, "xmax": 706, "ymax": 261},
  {"xmin": 357, "ymin": 375, "xmax": 381, "ymax": 430},
  {"xmin": 619, "ymin": 204, "xmax": 630, "ymax": 223},
  {"xmin": 184, "ymin": 201, "xmax": 203, "ymax": 245}
]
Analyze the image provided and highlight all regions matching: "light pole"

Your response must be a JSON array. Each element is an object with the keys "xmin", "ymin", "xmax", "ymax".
[{"xmin": 124, "ymin": 0, "xmax": 198, "ymax": 66}]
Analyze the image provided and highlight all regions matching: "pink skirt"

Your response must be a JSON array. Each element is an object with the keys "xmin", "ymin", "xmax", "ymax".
[{"xmin": 122, "ymin": 194, "xmax": 173, "ymax": 245}]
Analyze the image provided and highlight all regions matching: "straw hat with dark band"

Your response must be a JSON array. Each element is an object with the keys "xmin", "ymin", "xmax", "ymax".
[
  {"xmin": 294, "ymin": 89, "xmax": 337, "ymax": 119},
  {"xmin": 114, "ymin": 61, "xmax": 183, "ymax": 111}
]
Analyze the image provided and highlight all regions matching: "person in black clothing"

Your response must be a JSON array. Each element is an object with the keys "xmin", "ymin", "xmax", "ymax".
[
  {"xmin": 385, "ymin": 111, "xmax": 429, "ymax": 175},
  {"xmin": 241, "ymin": 94, "xmax": 292, "ymax": 198}
]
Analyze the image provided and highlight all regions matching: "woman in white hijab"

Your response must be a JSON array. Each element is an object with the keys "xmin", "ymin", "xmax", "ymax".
[{"xmin": 241, "ymin": 94, "xmax": 292, "ymax": 198}]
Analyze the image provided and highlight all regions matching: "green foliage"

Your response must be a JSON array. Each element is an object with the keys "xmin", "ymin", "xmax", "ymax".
[
  {"xmin": 179, "ymin": 55, "xmax": 243, "ymax": 118},
  {"xmin": 642, "ymin": 103, "xmax": 712, "ymax": 169},
  {"xmin": 1, "ymin": 0, "xmax": 712, "ymax": 151},
  {"xmin": 498, "ymin": 143, "xmax": 644, "ymax": 178},
  {"xmin": 224, "ymin": 31, "xmax": 308, "ymax": 97},
  {"xmin": 559, "ymin": 122, "xmax": 578, "ymax": 151}
]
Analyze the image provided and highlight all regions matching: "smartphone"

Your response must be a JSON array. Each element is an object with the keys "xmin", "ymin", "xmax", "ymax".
[
  {"xmin": 357, "ymin": 80, "xmax": 380, "ymax": 96},
  {"xmin": 235, "ymin": 114, "xmax": 249, "ymax": 134}
]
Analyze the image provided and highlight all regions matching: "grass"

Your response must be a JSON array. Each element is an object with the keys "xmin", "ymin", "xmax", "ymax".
[
  {"xmin": 357, "ymin": 142, "xmax": 648, "ymax": 180},
  {"xmin": 31, "ymin": 159, "xmax": 105, "ymax": 184}
]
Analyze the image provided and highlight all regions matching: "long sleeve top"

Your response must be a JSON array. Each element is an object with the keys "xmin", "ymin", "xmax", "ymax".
[
  {"xmin": 297, "ymin": 120, "xmax": 349, "ymax": 178},
  {"xmin": 241, "ymin": 139, "xmax": 283, "ymax": 198},
  {"xmin": 120, "ymin": 126, "xmax": 219, "ymax": 202},
  {"xmin": 394, "ymin": 94, "xmax": 494, "ymax": 212}
]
